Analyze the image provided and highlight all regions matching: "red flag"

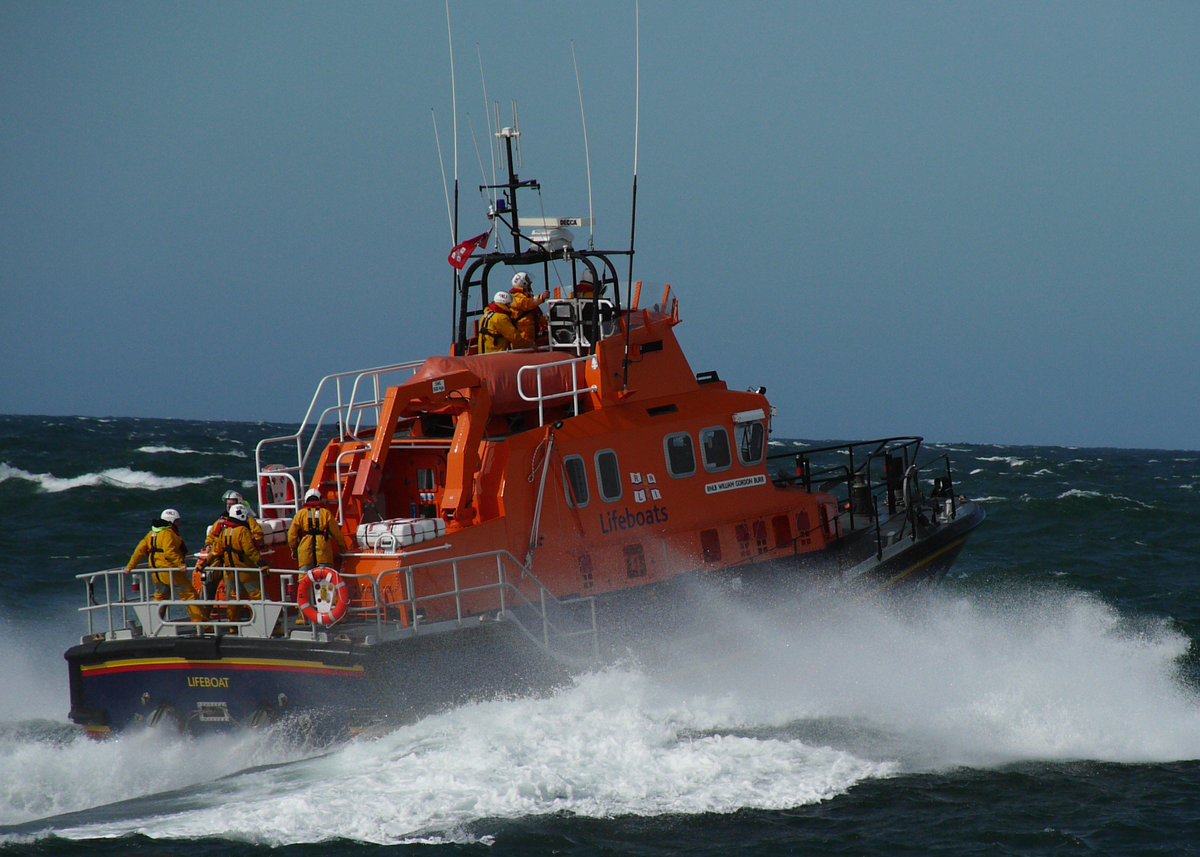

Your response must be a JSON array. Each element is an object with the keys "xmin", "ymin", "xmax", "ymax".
[{"xmin": 447, "ymin": 230, "xmax": 491, "ymax": 269}]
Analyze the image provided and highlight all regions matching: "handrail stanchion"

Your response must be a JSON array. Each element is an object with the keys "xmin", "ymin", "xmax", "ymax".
[
  {"xmin": 497, "ymin": 554, "xmax": 507, "ymax": 614},
  {"xmin": 452, "ymin": 561, "xmax": 462, "ymax": 623},
  {"xmin": 540, "ymin": 588, "xmax": 549, "ymax": 649},
  {"xmin": 405, "ymin": 567, "xmax": 417, "ymax": 630}
]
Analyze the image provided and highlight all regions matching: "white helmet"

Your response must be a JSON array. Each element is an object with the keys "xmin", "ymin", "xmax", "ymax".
[
  {"xmin": 160, "ymin": 508, "xmax": 181, "ymax": 525},
  {"xmin": 578, "ymin": 269, "xmax": 595, "ymax": 285},
  {"xmin": 222, "ymin": 489, "xmax": 243, "ymax": 504},
  {"xmin": 511, "ymin": 272, "xmax": 532, "ymax": 291},
  {"xmin": 493, "ymin": 290, "xmax": 513, "ymax": 306},
  {"xmin": 228, "ymin": 503, "xmax": 249, "ymax": 522},
  {"xmin": 304, "ymin": 489, "xmax": 321, "ymax": 503}
]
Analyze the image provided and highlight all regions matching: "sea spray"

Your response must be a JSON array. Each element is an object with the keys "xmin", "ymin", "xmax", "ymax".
[
  {"xmin": 646, "ymin": 580, "xmax": 1200, "ymax": 768},
  {"xmin": 11, "ymin": 580, "xmax": 1200, "ymax": 845}
]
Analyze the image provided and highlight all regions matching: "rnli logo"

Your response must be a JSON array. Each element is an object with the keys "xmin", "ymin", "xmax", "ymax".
[
  {"xmin": 187, "ymin": 676, "xmax": 231, "ymax": 689},
  {"xmin": 704, "ymin": 474, "xmax": 767, "ymax": 495},
  {"xmin": 598, "ymin": 505, "xmax": 669, "ymax": 534}
]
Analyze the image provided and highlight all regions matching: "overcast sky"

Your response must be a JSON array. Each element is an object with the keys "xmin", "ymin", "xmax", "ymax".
[{"xmin": 2, "ymin": 1, "xmax": 1197, "ymax": 450}]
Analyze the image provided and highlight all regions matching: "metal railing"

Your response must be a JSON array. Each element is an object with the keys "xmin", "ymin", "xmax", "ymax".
[
  {"xmin": 254, "ymin": 359, "xmax": 427, "ymax": 517},
  {"xmin": 516, "ymin": 354, "xmax": 597, "ymax": 427},
  {"xmin": 768, "ymin": 437, "xmax": 959, "ymax": 558},
  {"xmin": 77, "ymin": 567, "xmax": 296, "ymax": 641},
  {"xmin": 77, "ymin": 551, "xmax": 598, "ymax": 666},
  {"xmin": 365, "ymin": 548, "xmax": 598, "ymax": 665}
]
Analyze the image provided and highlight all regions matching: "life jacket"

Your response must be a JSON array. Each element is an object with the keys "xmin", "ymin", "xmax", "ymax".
[
  {"xmin": 301, "ymin": 505, "xmax": 329, "ymax": 547},
  {"xmin": 146, "ymin": 526, "xmax": 167, "ymax": 568},
  {"xmin": 218, "ymin": 520, "xmax": 250, "ymax": 567},
  {"xmin": 479, "ymin": 303, "xmax": 510, "ymax": 353}
]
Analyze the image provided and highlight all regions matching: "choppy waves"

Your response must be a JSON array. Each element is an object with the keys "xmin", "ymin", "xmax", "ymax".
[
  {"xmin": 6, "ymin": 585, "xmax": 1200, "ymax": 845},
  {"xmin": 0, "ymin": 463, "xmax": 220, "ymax": 494},
  {"xmin": 135, "ymin": 445, "xmax": 247, "ymax": 458}
]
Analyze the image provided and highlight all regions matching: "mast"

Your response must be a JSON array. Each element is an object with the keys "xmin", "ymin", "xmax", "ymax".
[{"xmin": 498, "ymin": 126, "xmax": 522, "ymax": 256}]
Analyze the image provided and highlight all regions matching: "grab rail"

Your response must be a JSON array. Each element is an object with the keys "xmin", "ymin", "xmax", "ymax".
[
  {"xmin": 254, "ymin": 359, "xmax": 426, "ymax": 517},
  {"xmin": 516, "ymin": 354, "xmax": 596, "ymax": 427},
  {"xmin": 76, "ymin": 566, "xmax": 297, "ymax": 641},
  {"xmin": 768, "ymin": 436, "xmax": 958, "ymax": 557},
  {"xmin": 76, "ymin": 552, "xmax": 599, "ymax": 666}
]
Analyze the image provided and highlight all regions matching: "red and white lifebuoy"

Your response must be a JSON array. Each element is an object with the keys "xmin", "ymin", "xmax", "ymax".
[{"xmin": 296, "ymin": 566, "xmax": 350, "ymax": 626}]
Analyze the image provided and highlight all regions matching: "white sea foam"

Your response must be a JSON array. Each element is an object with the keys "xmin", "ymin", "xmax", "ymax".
[
  {"xmin": 1057, "ymin": 489, "xmax": 1154, "ymax": 509},
  {"xmin": 136, "ymin": 446, "xmax": 247, "ymax": 458},
  {"xmin": 0, "ymin": 463, "xmax": 219, "ymax": 493},
  {"xmin": 35, "ymin": 670, "xmax": 893, "ymax": 845},
  {"xmin": 976, "ymin": 456, "xmax": 1029, "ymax": 468},
  {"xmin": 11, "ymin": 583, "xmax": 1200, "ymax": 845}
]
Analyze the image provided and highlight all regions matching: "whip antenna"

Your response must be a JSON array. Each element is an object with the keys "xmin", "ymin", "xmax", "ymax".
[
  {"xmin": 446, "ymin": 0, "xmax": 461, "ymax": 342},
  {"xmin": 468, "ymin": 114, "xmax": 489, "ymax": 199},
  {"xmin": 572, "ymin": 42, "xmax": 596, "ymax": 249},
  {"xmin": 432, "ymin": 110, "xmax": 453, "ymax": 241},
  {"xmin": 477, "ymin": 45, "xmax": 498, "ymax": 204},
  {"xmin": 623, "ymin": 0, "xmax": 642, "ymax": 390},
  {"xmin": 629, "ymin": 0, "xmax": 641, "ymax": 280}
]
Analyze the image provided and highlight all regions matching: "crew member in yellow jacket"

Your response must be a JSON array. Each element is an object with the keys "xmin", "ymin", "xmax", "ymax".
[
  {"xmin": 196, "ymin": 503, "xmax": 265, "ymax": 623},
  {"xmin": 126, "ymin": 508, "xmax": 204, "ymax": 622},
  {"xmin": 479, "ymin": 291, "xmax": 532, "ymax": 354},
  {"xmin": 288, "ymin": 489, "xmax": 350, "ymax": 571},
  {"xmin": 208, "ymin": 489, "xmax": 265, "ymax": 550},
  {"xmin": 509, "ymin": 272, "xmax": 547, "ymax": 345}
]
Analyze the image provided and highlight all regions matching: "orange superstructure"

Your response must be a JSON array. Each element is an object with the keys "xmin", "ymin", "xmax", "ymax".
[{"xmin": 65, "ymin": 120, "xmax": 983, "ymax": 739}]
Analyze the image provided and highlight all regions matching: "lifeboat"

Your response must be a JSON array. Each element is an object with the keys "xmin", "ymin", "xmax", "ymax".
[{"xmin": 64, "ymin": 123, "xmax": 984, "ymax": 739}]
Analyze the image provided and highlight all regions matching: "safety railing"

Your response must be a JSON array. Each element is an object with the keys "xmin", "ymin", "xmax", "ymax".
[
  {"xmin": 76, "ymin": 552, "xmax": 599, "ymax": 666},
  {"xmin": 254, "ymin": 359, "xmax": 427, "ymax": 517},
  {"xmin": 516, "ymin": 353, "xmax": 597, "ymax": 427},
  {"xmin": 768, "ymin": 437, "xmax": 959, "ymax": 559},
  {"xmin": 354, "ymin": 548, "xmax": 598, "ymax": 665},
  {"xmin": 76, "ymin": 567, "xmax": 299, "ymax": 641}
]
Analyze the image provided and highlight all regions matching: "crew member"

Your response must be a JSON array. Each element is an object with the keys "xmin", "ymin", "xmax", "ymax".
[
  {"xmin": 196, "ymin": 502, "xmax": 266, "ymax": 624},
  {"xmin": 126, "ymin": 508, "xmax": 204, "ymax": 622},
  {"xmin": 287, "ymin": 489, "xmax": 350, "ymax": 572},
  {"xmin": 479, "ymin": 291, "xmax": 532, "ymax": 353},
  {"xmin": 509, "ymin": 272, "xmax": 547, "ymax": 345},
  {"xmin": 571, "ymin": 269, "xmax": 597, "ymax": 298},
  {"xmin": 208, "ymin": 489, "xmax": 265, "ymax": 550}
]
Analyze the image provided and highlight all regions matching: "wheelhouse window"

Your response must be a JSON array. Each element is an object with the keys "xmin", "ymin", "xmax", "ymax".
[
  {"xmin": 596, "ymin": 450, "xmax": 622, "ymax": 502},
  {"xmin": 736, "ymin": 420, "xmax": 766, "ymax": 466},
  {"xmin": 664, "ymin": 433, "xmax": 696, "ymax": 478},
  {"xmin": 563, "ymin": 455, "xmax": 590, "ymax": 507},
  {"xmin": 700, "ymin": 426, "xmax": 732, "ymax": 473}
]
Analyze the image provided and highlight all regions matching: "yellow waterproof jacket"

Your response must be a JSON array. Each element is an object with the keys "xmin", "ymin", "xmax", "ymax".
[
  {"xmin": 479, "ymin": 304, "xmax": 531, "ymax": 354},
  {"xmin": 206, "ymin": 514, "xmax": 264, "ymax": 551},
  {"xmin": 205, "ymin": 522, "xmax": 265, "ymax": 569},
  {"xmin": 127, "ymin": 526, "xmax": 188, "ymax": 570},
  {"xmin": 511, "ymin": 291, "xmax": 546, "ymax": 343},
  {"xmin": 287, "ymin": 504, "xmax": 349, "ymax": 567}
]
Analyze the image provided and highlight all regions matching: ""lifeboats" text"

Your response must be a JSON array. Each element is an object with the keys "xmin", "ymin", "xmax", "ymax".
[{"xmin": 598, "ymin": 505, "xmax": 669, "ymax": 534}]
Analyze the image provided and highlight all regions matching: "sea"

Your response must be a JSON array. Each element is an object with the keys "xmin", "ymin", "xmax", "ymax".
[{"xmin": 1, "ymin": 412, "xmax": 1198, "ymax": 856}]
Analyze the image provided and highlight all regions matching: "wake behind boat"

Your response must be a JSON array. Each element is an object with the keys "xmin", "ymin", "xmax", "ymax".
[{"xmin": 64, "ymin": 119, "xmax": 983, "ymax": 739}]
